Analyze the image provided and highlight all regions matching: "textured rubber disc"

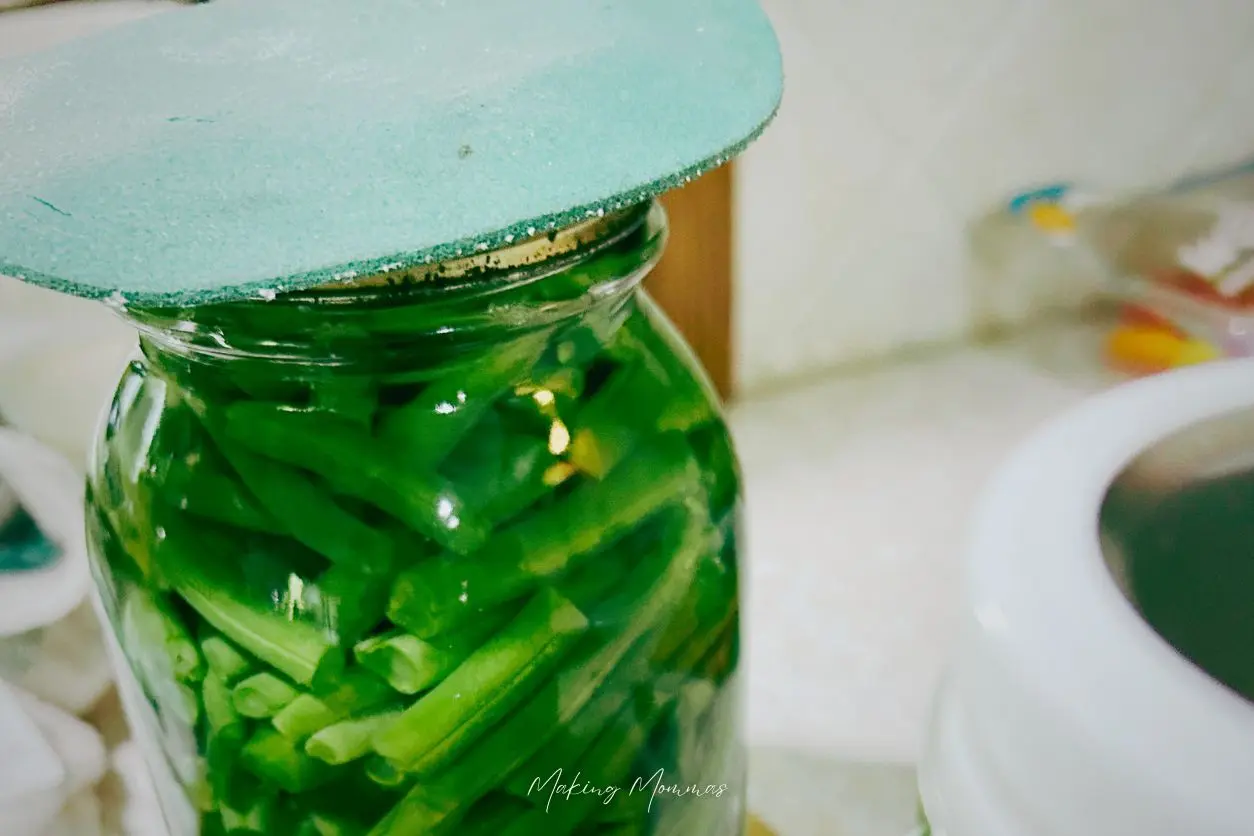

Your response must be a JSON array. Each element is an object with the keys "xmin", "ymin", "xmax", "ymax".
[{"xmin": 0, "ymin": 0, "xmax": 782, "ymax": 306}]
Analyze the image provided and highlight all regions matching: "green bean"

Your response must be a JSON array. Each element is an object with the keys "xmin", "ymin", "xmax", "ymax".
[
  {"xmin": 156, "ymin": 520, "xmax": 337, "ymax": 686},
  {"xmin": 503, "ymin": 650, "xmax": 649, "ymax": 801},
  {"xmin": 311, "ymin": 376, "xmax": 378, "ymax": 429},
  {"xmin": 378, "ymin": 331, "xmax": 549, "ymax": 471},
  {"xmin": 569, "ymin": 360, "xmax": 670, "ymax": 478},
  {"xmin": 442, "ymin": 414, "xmax": 561, "ymax": 529},
  {"xmin": 270, "ymin": 668, "xmax": 398, "ymax": 744},
  {"xmin": 201, "ymin": 635, "xmax": 255, "ymax": 685},
  {"xmin": 298, "ymin": 811, "xmax": 368, "ymax": 836},
  {"xmin": 215, "ymin": 442, "xmax": 396, "ymax": 576},
  {"xmin": 219, "ymin": 791, "xmax": 274, "ymax": 834},
  {"xmin": 162, "ymin": 443, "xmax": 280, "ymax": 535},
  {"xmin": 687, "ymin": 424, "xmax": 740, "ymax": 521},
  {"xmin": 387, "ymin": 435, "xmax": 699, "ymax": 637},
  {"xmin": 273, "ymin": 695, "xmax": 338, "ymax": 742},
  {"xmin": 306, "ymin": 710, "xmax": 405, "ymax": 766},
  {"xmin": 121, "ymin": 588, "xmax": 204, "ymax": 685},
  {"xmin": 239, "ymin": 728, "xmax": 338, "ymax": 794},
  {"xmin": 233, "ymin": 673, "xmax": 301, "ymax": 719},
  {"xmin": 498, "ymin": 702, "xmax": 653, "ymax": 836},
  {"xmin": 372, "ymin": 588, "xmax": 589, "ymax": 772},
  {"xmin": 366, "ymin": 511, "xmax": 702, "ymax": 833},
  {"xmin": 457, "ymin": 794, "xmax": 536, "ymax": 834},
  {"xmin": 317, "ymin": 565, "xmax": 393, "ymax": 646},
  {"xmin": 203, "ymin": 673, "xmax": 240, "ymax": 732},
  {"xmin": 613, "ymin": 304, "xmax": 718, "ymax": 433},
  {"xmin": 353, "ymin": 611, "xmax": 506, "ymax": 695},
  {"xmin": 221, "ymin": 404, "xmax": 485, "ymax": 553},
  {"xmin": 364, "ymin": 756, "xmax": 408, "ymax": 790},
  {"xmin": 205, "ymin": 721, "xmax": 248, "ymax": 812}
]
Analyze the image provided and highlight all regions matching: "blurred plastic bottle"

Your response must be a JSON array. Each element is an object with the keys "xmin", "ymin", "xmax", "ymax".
[{"xmin": 970, "ymin": 159, "xmax": 1254, "ymax": 375}]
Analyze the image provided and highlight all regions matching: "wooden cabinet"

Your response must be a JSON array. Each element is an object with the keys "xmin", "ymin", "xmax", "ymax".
[{"xmin": 645, "ymin": 163, "xmax": 736, "ymax": 401}]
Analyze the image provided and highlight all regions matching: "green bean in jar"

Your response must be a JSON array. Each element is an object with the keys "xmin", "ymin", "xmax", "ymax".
[{"xmin": 86, "ymin": 201, "xmax": 746, "ymax": 836}]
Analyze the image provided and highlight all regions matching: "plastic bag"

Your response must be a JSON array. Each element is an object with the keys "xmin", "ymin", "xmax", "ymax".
[{"xmin": 978, "ymin": 159, "xmax": 1254, "ymax": 375}]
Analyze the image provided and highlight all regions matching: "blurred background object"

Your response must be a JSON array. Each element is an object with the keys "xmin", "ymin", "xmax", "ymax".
[
  {"xmin": 972, "ymin": 163, "xmax": 1254, "ymax": 378},
  {"xmin": 0, "ymin": 426, "xmax": 117, "ymax": 834},
  {"xmin": 733, "ymin": 0, "xmax": 1254, "ymax": 393},
  {"xmin": 0, "ymin": 281, "xmax": 135, "ymax": 467}
]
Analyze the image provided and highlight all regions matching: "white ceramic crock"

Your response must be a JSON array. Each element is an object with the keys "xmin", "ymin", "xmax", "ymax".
[{"xmin": 918, "ymin": 358, "xmax": 1254, "ymax": 836}]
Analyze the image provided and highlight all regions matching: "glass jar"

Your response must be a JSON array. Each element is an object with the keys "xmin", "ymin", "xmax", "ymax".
[{"xmin": 85, "ymin": 201, "xmax": 745, "ymax": 836}]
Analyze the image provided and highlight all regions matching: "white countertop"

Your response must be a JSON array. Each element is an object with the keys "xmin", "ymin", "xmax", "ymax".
[{"xmin": 734, "ymin": 320, "xmax": 1117, "ymax": 765}]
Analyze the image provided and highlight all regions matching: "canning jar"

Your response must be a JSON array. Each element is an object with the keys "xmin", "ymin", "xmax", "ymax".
[{"xmin": 85, "ymin": 201, "xmax": 745, "ymax": 836}]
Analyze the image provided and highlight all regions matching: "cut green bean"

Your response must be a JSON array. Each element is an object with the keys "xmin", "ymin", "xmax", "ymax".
[
  {"xmin": 273, "ymin": 694, "xmax": 337, "ymax": 742},
  {"xmin": 240, "ymin": 728, "xmax": 338, "ymax": 794},
  {"xmin": 499, "ymin": 702, "xmax": 652, "ymax": 836},
  {"xmin": 216, "ymin": 441, "xmax": 395, "ymax": 576},
  {"xmin": 219, "ymin": 791, "xmax": 274, "ymax": 834},
  {"xmin": 201, "ymin": 635, "xmax": 255, "ymax": 685},
  {"xmin": 458, "ymin": 794, "xmax": 536, "ymax": 834},
  {"xmin": 387, "ymin": 435, "xmax": 699, "ymax": 637},
  {"xmin": 162, "ymin": 445, "xmax": 280, "ymax": 535},
  {"xmin": 205, "ymin": 721, "xmax": 247, "ymax": 810},
  {"xmin": 687, "ymin": 423, "xmax": 740, "ymax": 521},
  {"xmin": 366, "ymin": 513, "xmax": 701, "ymax": 832},
  {"xmin": 612, "ymin": 304, "xmax": 718, "ymax": 433},
  {"xmin": 272, "ymin": 669, "xmax": 398, "ymax": 743},
  {"xmin": 121, "ymin": 589, "xmax": 204, "ymax": 685},
  {"xmin": 233, "ymin": 672, "xmax": 301, "ymax": 719},
  {"xmin": 352, "ymin": 630, "xmax": 462, "ymax": 695},
  {"xmin": 203, "ymin": 673, "xmax": 240, "ymax": 732},
  {"xmin": 569, "ymin": 360, "xmax": 669, "ymax": 479},
  {"xmin": 222, "ymin": 403, "xmax": 486, "ymax": 553},
  {"xmin": 318, "ymin": 565, "xmax": 393, "ymax": 647},
  {"xmin": 442, "ymin": 416, "xmax": 560, "ymax": 529},
  {"xmin": 503, "ymin": 650, "xmax": 649, "ymax": 800},
  {"xmin": 372, "ymin": 588, "xmax": 588, "ymax": 772},
  {"xmin": 306, "ymin": 710, "xmax": 405, "ymax": 766},
  {"xmin": 379, "ymin": 332, "xmax": 549, "ymax": 471},
  {"xmin": 299, "ymin": 811, "xmax": 368, "ymax": 836},
  {"xmin": 311, "ymin": 376, "xmax": 378, "ymax": 429},
  {"xmin": 354, "ymin": 607, "xmax": 512, "ymax": 695},
  {"xmin": 365, "ymin": 756, "xmax": 409, "ymax": 790},
  {"xmin": 155, "ymin": 519, "xmax": 337, "ymax": 686}
]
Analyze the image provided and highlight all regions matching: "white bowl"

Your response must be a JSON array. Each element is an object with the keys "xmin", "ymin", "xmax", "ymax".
[{"xmin": 919, "ymin": 359, "xmax": 1254, "ymax": 836}]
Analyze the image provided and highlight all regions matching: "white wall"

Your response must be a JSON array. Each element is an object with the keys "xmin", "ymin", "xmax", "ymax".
[{"xmin": 735, "ymin": 0, "xmax": 1254, "ymax": 393}]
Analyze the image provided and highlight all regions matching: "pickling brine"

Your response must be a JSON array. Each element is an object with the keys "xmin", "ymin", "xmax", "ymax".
[{"xmin": 85, "ymin": 202, "xmax": 745, "ymax": 835}]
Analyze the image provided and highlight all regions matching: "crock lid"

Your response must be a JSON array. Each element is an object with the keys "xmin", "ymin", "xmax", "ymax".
[{"xmin": 0, "ymin": 0, "xmax": 782, "ymax": 307}]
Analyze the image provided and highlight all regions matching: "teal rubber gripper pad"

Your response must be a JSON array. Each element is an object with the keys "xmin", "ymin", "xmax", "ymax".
[{"xmin": 0, "ymin": 0, "xmax": 782, "ymax": 306}]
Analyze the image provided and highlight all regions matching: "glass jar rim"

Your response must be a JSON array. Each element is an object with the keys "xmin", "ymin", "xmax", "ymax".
[
  {"xmin": 299, "ymin": 201, "xmax": 654, "ymax": 299},
  {"xmin": 125, "ymin": 201, "xmax": 667, "ymax": 367}
]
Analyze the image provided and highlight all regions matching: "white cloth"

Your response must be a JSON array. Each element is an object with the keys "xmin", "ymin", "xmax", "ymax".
[
  {"xmin": 108, "ymin": 741, "xmax": 167, "ymax": 836},
  {"xmin": 0, "ymin": 428, "xmax": 113, "ymax": 715},
  {"xmin": 0, "ymin": 427, "xmax": 118, "ymax": 835},
  {"xmin": 0, "ymin": 681, "xmax": 108, "ymax": 836},
  {"xmin": 0, "ymin": 276, "xmax": 135, "ymax": 468}
]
